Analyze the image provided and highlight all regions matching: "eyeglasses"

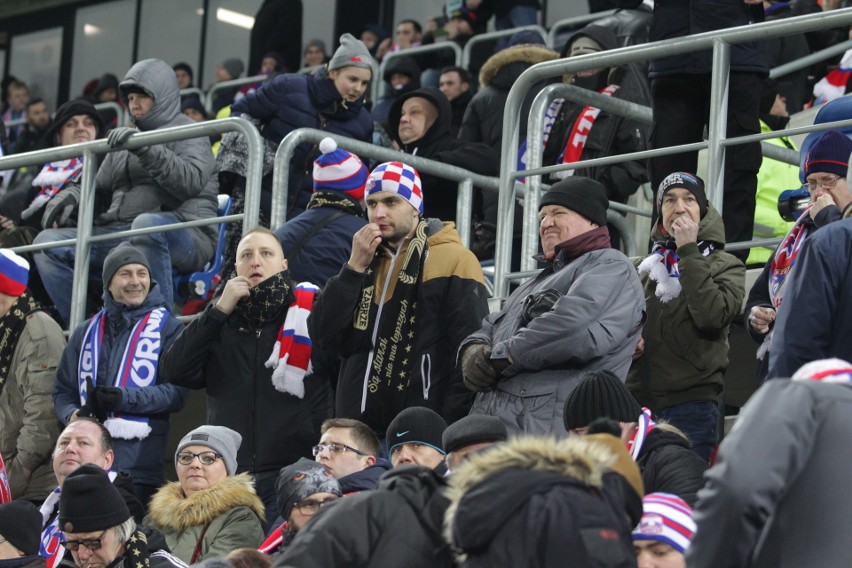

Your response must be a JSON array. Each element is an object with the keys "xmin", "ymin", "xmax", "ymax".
[
  {"xmin": 61, "ymin": 530, "xmax": 108, "ymax": 552},
  {"xmin": 804, "ymin": 175, "xmax": 845, "ymax": 193},
  {"xmin": 311, "ymin": 443, "xmax": 366, "ymax": 457},
  {"xmin": 177, "ymin": 451, "xmax": 222, "ymax": 466},
  {"xmin": 293, "ymin": 496, "xmax": 339, "ymax": 515}
]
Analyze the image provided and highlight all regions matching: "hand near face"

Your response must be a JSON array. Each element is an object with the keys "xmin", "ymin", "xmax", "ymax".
[
  {"xmin": 216, "ymin": 276, "xmax": 251, "ymax": 315},
  {"xmin": 671, "ymin": 215, "xmax": 699, "ymax": 248},
  {"xmin": 809, "ymin": 193, "xmax": 836, "ymax": 220},
  {"xmin": 348, "ymin": 223, "xmax": 382, "ymax": 273}
]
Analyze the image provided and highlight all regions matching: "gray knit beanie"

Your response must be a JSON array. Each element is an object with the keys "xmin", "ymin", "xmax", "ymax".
[
  {"xmin": 176, "ymin": 425, "xmax": 242, "ymax": 475},
  {"xmin": 102, "ymin": 242, "xmax": 151, "ymax": 289},
  {"xmin": 220, "ymin": 58, "xmax": 244, "ymax": 79},
  {"xmin": 328, "ymin": 33, "xmax": 376, "ymax": 77}
]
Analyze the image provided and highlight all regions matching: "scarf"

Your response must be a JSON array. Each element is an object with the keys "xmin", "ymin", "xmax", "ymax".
[
  {"xmin": 233, "ymin": 271, "xmax": 294, "ymax": 333},
  {"xmin": 813, "ymin": 48, "xmax": 852, "ymax": 107},
  {"xmin": 638, "ymin": 239, "xmax": 716, "ymax": 303},
  {"xmin": 626, "ymin": 408, "xmax": 656, "ymax": 461},
  {"xmin": 23, "ymin": 158, "xmax": 84, "ymax": 220},
  {"xmin": 553, "ymin": 84, "xmax": 620, "ymax": 180},
  {"xmin": 78, "ymin": 308, "xmax": 170, "ymax": 440},
  {"xmin": 306, "ymin": 190, "xmax": 364, "ymax": 216},
  {"xmin": 258, "ymin": 521, "xmax": 296, "ymax": 554},
  {"xmin": 0, "ymin": 291, "xmax": 39, "ymax": 395},
  {"xmin": 122, "ymin": 529, "xmax": 153, "ymax": 568},
  {"xmin": 264, "ymin": 282, "xmax": 318, "ymax": 398},
  {"xmin": 793, "ymin": 358, "xmax": 852, "ymax": 383},
  {"xmin": 0, "ymin": 451, "xmax": 10, "ymax": 503},
  {"xmin": 357, "ymin": 221, "xmax": 428, "ymax": 416},
  {"xmin": 516, "ymin": 97, "xmax": 565, "ymax": 177}
]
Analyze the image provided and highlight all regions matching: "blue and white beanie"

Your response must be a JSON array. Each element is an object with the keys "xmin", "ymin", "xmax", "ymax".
[{"xmin": 313, "ymin": 137, "xmax": 368, "ymax": 200}]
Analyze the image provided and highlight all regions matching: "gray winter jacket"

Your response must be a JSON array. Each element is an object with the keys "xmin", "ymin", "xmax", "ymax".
[
  {"xmin": 97, "ymin": 58, "xmax": 218, "ymax": 262},
  {"xmin": 463, "ymin": 242, "xmax": 645, "ymax": 436},
  {"xmin": 688, "ymin": 379, "xmax": 852, "ymax": 568}
]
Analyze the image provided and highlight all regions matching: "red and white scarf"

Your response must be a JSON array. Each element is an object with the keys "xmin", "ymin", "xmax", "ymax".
[
  {"xmin": 792, "ymin": 358, "xmax": 852, "ymax": 383},
  {"xmin": 813, "ymin": 49, "xmax": 852, "ymax": 107},
  {"xmin": 626, "ymin": 407, "xmax": 656, "ymax": 461},
  {"xmin": 0, "ymin": 451, "xmax": 10, "ymax": 503},
  {"xmin": 553, "ymin": 84, "xmax": 620, "ymax": 179},
  {"xmin": 23, "ymin": 158, "xmax": 84, "ymax": 220},
  {"xmin": 264, "ymin": 282, "xmax": 318, "ymax": 398}
]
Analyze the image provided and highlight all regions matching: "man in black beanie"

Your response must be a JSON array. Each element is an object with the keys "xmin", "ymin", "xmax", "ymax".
[
  {"xmin": 459, "ymin": 176, "xmax": 645, "ymax": 437},
  {"xmin": 0, "ymin": 501, "xmax": 43, "ymax": 562},
  {"xmin": 386, "ymin": 407, "xmax": 447, "ymax": 471}
]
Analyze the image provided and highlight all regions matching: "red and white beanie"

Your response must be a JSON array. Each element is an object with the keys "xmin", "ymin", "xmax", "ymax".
[
  {"xmin": 792, "ymin": 358, "xmax": 852, "ymax": 383},
  {"xmin": 366, "ymin": 161, "xmax": 424, "ymax": 215},
  {"xmin": 313, "ymin": 137, "xmax": 368, "ymax": 200},
  {"xmin": 0, "ymin": 249, "xmax": 29, "ymax": 297},
  {"xmin": 632, "ymin": 493, "xmax": 696, "ymax": 555}
]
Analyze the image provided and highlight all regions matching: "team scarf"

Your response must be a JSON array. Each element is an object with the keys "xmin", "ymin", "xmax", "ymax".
[
  {"xmin": 22, "ymin": 158, "xmax": 84, "ymax": 220},
  {"xmin": 78, "ymin": 307, "xmax": 169, "ymax": 440},
  {"xmin": 264, "ymin": 282, "xmax": 318, "ymax": 398},
  {"xmin": 792, "ymin": 358, "xmax": 852, "ymax": 383},
  {"xmin": 638, "ymin": 239, "xmax": 715, "ymax": 303},
  {"xmin": 813, "ymin": 48, "xmax": 852, "ymax": 107},
  {"xmin": 516, "ymin": 97, "xmax": 566, "ymax": 178},
  {"xmin": 0, "ymin": 291, "xmax": 39, "ymax": 395},
  {"xmin": 626, "ymin": 408, "xmax": 656, "ymax": 461},
  {"xmin": 0, "ymin": 450, "xmax": 10, "ymax": 503}
]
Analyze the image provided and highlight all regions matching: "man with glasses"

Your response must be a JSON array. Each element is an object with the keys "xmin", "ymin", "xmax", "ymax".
[
  {"xmin": 314, "ymin": 418, "xmax": 390, "ymax": 493},
  {"xmin": 57, "ymin": 464, "xmax": 184, "ymax": 568}
]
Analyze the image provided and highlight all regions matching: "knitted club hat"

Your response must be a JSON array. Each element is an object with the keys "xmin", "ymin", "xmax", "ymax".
[
  {"xmin": 102, "ymin": 242, "xmax": 151, "ymax": 289},
  {"xmin": 804, "ymin": 130, "xmax": 852, "ymax": 178},
  {"xmin": 366, "ymin": 161, "xmax": 424, "ymax": 215},
  {"xmin": 0, "ymin": 501, "xmax": 42, "ymax": 556},
  {"xmin": 328, "ymin": 33, "xmax": 377, "ymax": 77},
  {"xmin": 0, "ymin": 249, "xmax": 29, "ymax": 296},
  {"xmin": 386, "ymin": 406, "xmax": 447, "ymax": 456},
  {"xmin": 59, "ymin": 464, "xmax": 131, "ymax": 533},
  {"xmin": 442, "ymin": 415, "xmax": 508, "ymax": 454},
  {"xmin": 176, "ymin": 425, "xmax": 242, "ymax": 476},
  {"xmin": 313, "ymin": 137, "xmax": 368, "ymax": 200},
  {"xmin": 792, "ymin": 357, "xmax": 852, "ymax": 383},
  {"xmin": 563, "ymin": 370, "xmax": 642, "ymax": 430},
  {"xmin": 655, "ymin": 171, "xmax": 708, "ymax": 218},
  {"xmin": 539, "ymin": 177, "xmax": 609, "ymax": 227},
  {"xmin": 275, "ymin": 458, "xmax": 342, "ymax": 520},
  {"xmin": 220, "ymin": 58, "xmax": 244, "ymax": 79},
  {"xmin": 45, "ymin": 98, "xmax": 106, "ymax": 146},
  {"xmin": 632, "ymin": 493, "xmax": 696, "ymax": 555}
]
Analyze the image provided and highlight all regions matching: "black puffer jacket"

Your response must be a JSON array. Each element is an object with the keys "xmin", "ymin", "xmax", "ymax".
[{"xmin": 636, "ymin": 426, "xmax": 708, "ymax": 507}]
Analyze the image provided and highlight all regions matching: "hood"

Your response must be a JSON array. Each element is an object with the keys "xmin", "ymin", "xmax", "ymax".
[
  {"xmin": 652, "ymin": 202, "xmax": 727, "ymax": 245},
  {"xmin": 639, "ymin": 424, "xmax": 690, "ymax": 456},
  {"xmin": 94, "ymin": 73, "xmax": 120, "ymax": 98},
  {"xmin": 387, "ymin": 87, "xmax": 452, "ymax": 150},
  {"xmin": 479, "ymin": 44, "xmax": 558, "ymax": 89},
  {"xmin": 147, "ymin": 473, "xmax": 265, "ymax": 530},
  {"xmin": 119, "ymin": 58, "xmax": 181, "ymax": 131},
  {"xmin": 376, "ymin": 465, "xmax": 449, "ymax": 536},
  {"xmin": 383, "ymin": 56, "xmax": 421, "ymax": 84},
  {"xmin": 560, "ymin": 24, "xmax": 618, "ymax": 58},
  {"xmin": 101, "ymin": 280, "xmax": 169, "ymax": 326},
  {"xmin": 339, "ymin": 458, "xmax": 392, "ymax": 493},
  {"xmin": 444, "ymin": 436, "xmax": 617, "ymax": 559}
]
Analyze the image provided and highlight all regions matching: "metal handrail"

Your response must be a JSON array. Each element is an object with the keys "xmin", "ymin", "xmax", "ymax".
[
  {"xmin": 493, "ymin": 8, "xmax": 852, "ymax": 299},
  {"xmin": 461, "ymin": 25, "xmax": 547, "ymax": 70},
  {"xmin": 180, "ymin": 87, "xmax": 207, "ymax": 101},
  {"xmin": 770, "ymin": 38, "xmax": 852, "ymax": 79},
  {"xmin": 372, "ymin": 42, "xmax": 463, "ymax": 103},
  {"xmin": 205, "ymin": 74, "xmax": 266, "ymax": 113},
  {"xmin": 0, "ymin": 117, "xmax": 264, "ymax": 330},
  {"xmin": 546, "ymin": 10, "xmax": 615, "ymax": 49}
]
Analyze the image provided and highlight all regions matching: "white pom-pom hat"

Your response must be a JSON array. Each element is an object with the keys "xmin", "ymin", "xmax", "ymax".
[{"xmin": 312, "ymin": 137, "xmax": 369, "ymax": 200}]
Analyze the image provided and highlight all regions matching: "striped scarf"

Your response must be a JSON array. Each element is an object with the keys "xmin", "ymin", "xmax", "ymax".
[
  {"xmin": 639, "ymin": 240, "xmax": 715, "ymax": 303},
  {"xmin": 23, "ymin": 158, "xmax": 84, "ymax": 220},
  {"xmin": 264, "ymin": 282, "xmax": 318, "ymax": 398},
  {"xmin": 792, "ymin": 358, "xmax": 852, "ymax": 383},
  {"xmin": 627, "ymin": 408, "xmax": 656, "ymax": 461}
]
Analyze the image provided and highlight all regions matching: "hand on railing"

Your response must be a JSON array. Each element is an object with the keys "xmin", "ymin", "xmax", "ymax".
[
  {"xmin": 107, "ymin": 127, "xmax": 148, "ymax": 156},
  {"xmin": 42, "ymin": 185, "xmax": 80, "ymax": 229}
]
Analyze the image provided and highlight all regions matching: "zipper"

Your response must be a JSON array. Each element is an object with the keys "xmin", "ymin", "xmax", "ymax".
[
  {"xmin": 361, "ymin": 246, "xmax": 400, "ymax": 413},
  {"xmin": 421, "ymin": 354, "xmax": 431, "ymax": 401}
]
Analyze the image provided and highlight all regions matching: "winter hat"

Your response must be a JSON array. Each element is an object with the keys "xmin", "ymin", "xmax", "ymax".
[
  {"xmin": 181, "ymin": 96, "xmax": 208, "ymax": 119},
  {"xmin": 386, "ymin": 406, "xmax": 447, "ymax": 456},
  {"xmin": 45, "ymin": 98, "xmax": 106, "ymax": 146},
  {"xmin": 632, "ymin": 493, "xmax": 696, "ymax": 555},
  {"xmin": 220, "ymin": 58, "xmax": 244, "ymax": 79},
  {"xmin": 569, "ymin": 34, "xmax": 603, "ymax": 57},
  {"xmin": 442, "ymin": 415, "xmax": 508, "ymax": 454},
  {"xmin": 804, "ymin": 130, "xmax": 852, "ymax": 178},
  {"xmin": 173, "ymin": 62, "xmax": 193, "ymax": 81},
  {"xmin": 539, "ymin": 177, "xmax": 609, "ymax": 227},
  {"xmin": 0, "ymin": 249, "xmax": 29, "ymax": 296},
  {"xmin": 366, "ymin": 161, "xmax": 424, "ymax": 215},
  {"xmin": 176, "ymin": 425, "xmax": 242, "ymax": 476},
  {"xmin": 655, "ymin": 171, "xmax": 709, "ymax": 218},
  {"xmin": 275, "ymin": 458, "xmax": 342, "ymax": 521},
  {"xmin": 328, "ymin": 33, "xmax": 377, "ymax": 77},
  {"xmin": 102, "ymin": 242, "xmax": 151, "ymax": 289},
  {"xmin": 58, "ymin": 464, "xmax": 131, "ymax": 533},
  {"xmin": 792, "ymin": 357, "xmax": 852, "ymax": 383},
  {"xmin": 313, "ymin": 137, "xmax": 368, "ymax": 200},
  {"xmin": 304, "ymin": 39, "xmax": 328, "ymax": 57},
  {"xmin": 563, "ymin": 370, "xmax": 643, "ymax": 430},
  {"xmin": 507, "ymin": 29, "xmax": 546, "ymax": 47},
  {"xmin": 0, "ymin": 501, "xmax": 42, "ymax": 556}
]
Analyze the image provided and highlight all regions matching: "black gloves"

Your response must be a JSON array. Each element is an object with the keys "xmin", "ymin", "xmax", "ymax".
[
  {"xmin": 77, "ymin": 377, "xmax": 123, "ymax": 422},
  {"xmin": 107, "ymin": 127, "xmax": 148, "ymax": 157},
  {"xmin": 42, "ymin": 185, "xmax": 81, "ymax": 229},
  {"xmin": 461, "ymin": 343, "xmax": 509, "ymax": 393}
]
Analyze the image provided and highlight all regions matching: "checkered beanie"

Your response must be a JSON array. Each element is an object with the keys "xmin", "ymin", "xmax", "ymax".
[
  {"xmin": 366, "ymin": 161, "xmax": 424, "ymax": 214},
  {"xmin": 313, "ymin": 137, "xmax": 368, "ymax": 200},
  {"xmin": 633, "ymin": 493, "xmax": 696, "ymax": 554},
  {"xmin": 0, "ymin": 249, "xmax": 29, "ymax": 297}
]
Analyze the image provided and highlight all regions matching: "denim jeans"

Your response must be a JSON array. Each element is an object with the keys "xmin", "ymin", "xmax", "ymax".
[
  {"xmin": 496, "ymin": 5, "xmax": 539, "ymax": 30},
  {"xmin": 656, "ymin": 400, "xmax": 719, "ymax": 463}
]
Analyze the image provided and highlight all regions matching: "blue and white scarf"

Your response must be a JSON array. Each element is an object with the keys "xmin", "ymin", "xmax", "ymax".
[
  {"xmin": 638, "ymin": 240, "xmax": 715, "ymax": 303},
  {"xmin": 78, "ymin": 307, "xmax": 169, "ymax": 440}
]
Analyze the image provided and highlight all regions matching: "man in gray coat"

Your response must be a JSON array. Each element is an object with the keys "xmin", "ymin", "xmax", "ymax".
[
  {"xmin": 33, "ymin": 58, "xmax": 218, "ymax": 324},
  {"xmin": 459, "ymin": 177, "xmax": 645, "ymax": 436}
]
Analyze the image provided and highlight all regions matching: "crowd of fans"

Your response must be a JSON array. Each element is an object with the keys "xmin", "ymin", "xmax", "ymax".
[{"xmin": 2, "ymin": 0, "xmax": 852, "ymax": 566}]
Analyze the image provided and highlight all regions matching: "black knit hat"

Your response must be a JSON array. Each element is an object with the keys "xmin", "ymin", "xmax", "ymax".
[
  {"xmin": 275, "ymin": 458, "xmax": 341, "ymax": 521},
  {"xmin": 102, "ymin": 242, "xmax": 151, "ymax": 289},
  {"xmin": 655, "ymin": 172, "xmax": 708, "ymax": 218},
  {"xmin": 386, "ymin": 406, "xmax": 447, "ymax": 456},
  {"xmin": 563, "ymin": 370, "xmax": 643, "ymax": 430},
  {"xmin": 804, "ymin": 130, "xmax": 852, "ymax": 178},
  {"xmin": 442, "ymin": 415, "xmax": 508, "ymax": 454},
  {"xmin": 59, "ymin": 464, "xmax": 131, "ymax": 533},
  {"xmin": 0, "ymin": 501, "xmax": 42, "ymax": 556},
  {"xmin": 539, "ymin": 177, "xmax": 609, "ymax": 227},
  {"xmin": 45, "ymin": 98, "xmax": 106, "ymax": 147}
]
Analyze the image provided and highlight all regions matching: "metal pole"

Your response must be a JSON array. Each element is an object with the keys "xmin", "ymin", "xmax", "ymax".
[
  {"xmin": 456, "ymin": 179, "xmax": 474, "ymax": 248},
  {"xmin": 372, "ymin": 43, "xmax": 463, "ymax": 103},
  {"xmin": 770, "ymin": 38, "xmax": 852, "ymax": 79},
  {"xmin": 706, "ymin": 39, "xmax": 731, "ymax": 213},
  {"xmin": 69, "ymin": 149, "xmax": 99, "ymax": 330},
  {"xmin": 205, "ymin": 74, "xmax": 267, "ymax": 113}
]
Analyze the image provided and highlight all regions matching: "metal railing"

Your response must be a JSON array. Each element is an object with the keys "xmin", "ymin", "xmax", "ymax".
[
  {"xmin": 0, "ymin": 117, "xmax": 264, "ymax": 330},
  {"xmin": 205, "ymin": 74, "xmax": 266, "ymax": 114},
  {"xmin": 493, "ymin": 8, "xmax": 852, "ymax": 299},
  {"xmin": 546, "ymin": 10, "xmax": 615, "ymax": 49},
  {"xmin": 372, "ymin": 42, "xmax": 463, "ymax": 103},
  {"xmin": 461, "ymin": 25, "xmax": 547, "ymax": 70},
  {"xmin": 770, "ymin": 38, "xmax": 852, "ymax": 79}
]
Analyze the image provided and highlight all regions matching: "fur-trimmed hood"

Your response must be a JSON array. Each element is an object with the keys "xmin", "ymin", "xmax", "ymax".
[
  {"xmin": 478, "ymin": 44, "xmax": 558, "ymax": 89},
  {"xmin": 147, "ymin": 473, "xmax": 265, "ymax": 530}
]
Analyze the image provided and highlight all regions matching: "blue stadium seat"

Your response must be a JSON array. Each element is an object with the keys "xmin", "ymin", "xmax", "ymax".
[
  {"xmin": 173, "ymin": 194, "xmax": 232, "ymax": 301},
  {"xmin": 798, "ymin": 94, "xmax": 852, "ymax": 182}
]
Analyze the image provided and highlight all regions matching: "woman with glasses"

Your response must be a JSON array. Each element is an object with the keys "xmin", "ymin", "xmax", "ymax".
[{"xmin": 144, "ymin": 426, "xmax": 265, "ymax": 563}]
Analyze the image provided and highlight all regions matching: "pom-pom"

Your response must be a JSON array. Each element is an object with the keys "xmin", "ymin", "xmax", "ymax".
[{"xmin": 319, "ymin": 137, "xmax": 338, "ymax": 155}]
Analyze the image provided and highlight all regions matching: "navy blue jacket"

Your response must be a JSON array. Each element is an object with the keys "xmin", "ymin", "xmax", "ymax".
[{"xmin": 53, "ymin": 282, "xmax": 188, "ymax": 487}]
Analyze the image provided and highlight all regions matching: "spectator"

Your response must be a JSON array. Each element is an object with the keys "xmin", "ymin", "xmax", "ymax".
[
  {"xmin": 181, "ymin": 97, "xmax": 208, "ymax": 123},
  {"xmin": 591, "ymin": 2, "xmax": 653, "ymax": 48},
  {"xmin": 358, "ymin": 24, "xmax": 388, "ymax": 59},
  {"xmin": 687, "ymin": 358, "xmax": 852, "ymax": 567},
  {"xmin": 249, "ymin": 0, "xmax": 303, "ymax": 75},
  {"xmin": 33, "ymin": 58, "xmax": 219, "ymax": 324},
  {"xmin": 58, "ymin": 465, "xmax": 185, "ymax": 568},
  {"xmin": 160, "ymin": 227, "xmax": 332, "ymax": 527},
  {"xmin": 144, "ymin": 426, "xmax": 264, "ymax": 563},
  {"xmin": 466, "ymin": 0, "xmax": 541, "ymax": 30},
  {"xmin": 210, "ymin": 58, "xmax": 245, "ymax": 114},
  {"xmin": 459, "ymin": 178, "xmax": 645, "ymax": 436},
  {"xmin": 438, "ymin": 66, "xmax": 472, "ymax": 137},
  {"xmin": 387, "ymin": 87, "xmax": 499, "ymax": 223},
  {"xmin": 420, "ymin": 8, "xmax": 485, "ymax": 88},
  {"xmin": 564, "ymin": 370, "xmax": 707, "ymax": 506},
  {"xmin": 314, "ymin": 418, "xmax": 389, "ymax": 493},
  {"xmin": 633, "ymin": 493, "xmax": 696, "ymax": 568},
  {"xmin": 371, "ymin": 56, "xmax": 421, "ymax": 128},
  {"xmin": 234, "ymin": 53, "xmax": 286, "ymax": 104},
  {"xmin": 2, "ymin": 80, "xmax": 29, "ymax": 152},
  {"xmin": 307, "ymin": 161, "xmax": 488, "ymax": 438},
  {"xmin": 90, "ymin": 73, "xmax": 124, "ymax": 129},
  {"xmin": 302, "ymin": 39, "xmax": 328, "ymax": 69},
  {"xmin": 628, "ymin": 173, "xmax": 745, "ymax": 462},
  {"xmin": 173, "ymin": 62, "xmax": 194, "ymax": 90},
  {"xmin": 13, "ymin": 98, "xmax": 51, "ymax": 155},
  {"xmin": 441, "ymin": 414, "xmax": 507, "ymax": 473},
  {"xmin": 0, "ymin": 250, "xmax": 65, "ymax": 502},
  {"xmin": 0, "ymin": 501, "xmax": 44, "ymax": 564},
  {"xmin": 386, "ymin": 407, "xmax": 447, "ymax": 471},
  {"xmin": 53, "ymin": 243, "xmax": 187, "ymax": 505},
  {"xmin": 384, "ymin": 19, "xmax": 423, "ymax": 55}
]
